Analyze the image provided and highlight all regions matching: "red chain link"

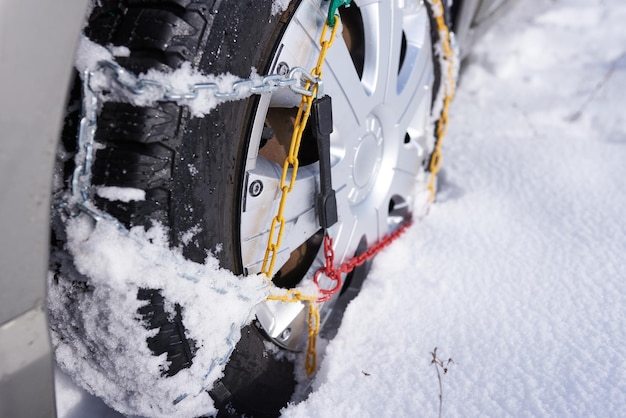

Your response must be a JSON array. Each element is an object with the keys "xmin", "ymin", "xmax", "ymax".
[{"xmin": 313, "ymin": 219, "xmax": 413, "ymax": 302}]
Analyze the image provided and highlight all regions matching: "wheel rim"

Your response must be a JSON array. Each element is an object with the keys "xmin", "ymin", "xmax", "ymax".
[{"xmin": 240, "ymin": 0, "xmax": 435, "ymax": 351}]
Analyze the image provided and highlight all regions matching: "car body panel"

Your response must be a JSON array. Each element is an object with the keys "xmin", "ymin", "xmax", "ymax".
[{"xmin": 0, "ymin": 0, "xmax": 89, "ymax": 416}]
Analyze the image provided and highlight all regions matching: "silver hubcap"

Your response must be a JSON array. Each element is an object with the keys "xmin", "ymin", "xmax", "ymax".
[{"xmin": 241, "ymin": 0, "xmax": 435, "ymax": 350}]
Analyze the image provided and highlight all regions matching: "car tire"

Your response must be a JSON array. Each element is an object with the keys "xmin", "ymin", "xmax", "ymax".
[{"xmin": 50, "ymin": 0, "xmax": 447, "ymax": 416}]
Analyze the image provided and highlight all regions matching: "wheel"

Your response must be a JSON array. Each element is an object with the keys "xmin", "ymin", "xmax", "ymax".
[{"xmin": 49, "ymin": 0, "xmax": 444, "ymax": 416}]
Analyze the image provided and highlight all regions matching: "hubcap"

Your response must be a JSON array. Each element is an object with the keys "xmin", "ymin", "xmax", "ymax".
[
  {"xmin": 241, "ymin": 0, "xmax": 435, "ymax": 351},
  {"xmin": 350, "ymin": 114, "xmax": 383, "ymax": 203}
]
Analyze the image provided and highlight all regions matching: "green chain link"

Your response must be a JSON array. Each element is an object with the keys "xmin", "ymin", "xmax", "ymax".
[{"xmin": 327, "ymin": 0, "xmax": 351, "ymax": 26}]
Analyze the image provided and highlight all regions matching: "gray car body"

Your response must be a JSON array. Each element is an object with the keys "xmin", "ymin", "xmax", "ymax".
[{"xmin": 0, "ymin": 1, "xmax": 513, "ymax": 416}]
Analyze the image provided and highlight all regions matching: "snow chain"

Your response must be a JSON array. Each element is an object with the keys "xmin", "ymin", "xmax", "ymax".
[
  {"xmin": 263, "ymin": 0, "xmax": 457, "ymax": 376},
  {"xmin": 70, "ymin": 0, "xmax": 455, "ymax": 380},
  {"xmin": 260, "ymin": 19, "xmax": 339, "ymax": 279},
  {"xmin": 263, "ymin": 12, "xmax": 342, "ymax": 377},
  {"xmin": 427, "ymin": 0, "xmax": 457, "ymax": 200}
]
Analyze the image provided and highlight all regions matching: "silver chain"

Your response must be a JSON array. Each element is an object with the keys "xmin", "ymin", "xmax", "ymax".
[
  {"xmin": 95, "ymin": 59, "xmax": 322, "ymax": 101},
  {"xmin": 70, "ymin": 59, "xmax": 321, "ymax": 207}
]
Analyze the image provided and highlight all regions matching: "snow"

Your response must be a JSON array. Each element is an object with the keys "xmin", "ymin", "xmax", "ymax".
[
  {"xmin": 55, "ymin": 0, "xmax": 626, "ymax": 416},
  {"xmin": 179, "ymin": 224, "xmax": 202, "ymax": 247},
  {"xmin": 96, "ymin": 186, "xmax": 145, "ymax": 202},
  {"xmin": 281, "ymin": 0, "xmax": 626, "ymax": 416},
  {"xmin": 74, "ymin": 35, "xmax": 114, "ymax": 75},
  {"xmin": 272, "ymin": 0, "xmax": 291, "ymax": 15},
  {"xmin": 50, "ymin": 216, "xmax": 269, "ymax": 417}
]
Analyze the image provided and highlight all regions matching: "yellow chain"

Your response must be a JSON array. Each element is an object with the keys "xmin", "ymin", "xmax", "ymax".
[
  {"xmin": 267, "ymin": 291, "xmax": 320, "ymax": 375},
  {"xmin": 260, "ymin": 17, "xmax": 340, "ymax": 376},
  {"xmin": 427, "ymin": 0, "xmax": 457, "ymax": 200},
  {"xmin": 261, "ymin": 21, "xmax": 340, "ymax": 279},
  {"xmin": 305, "ymin": 301, "xmax": 320, "ymax": 374}
]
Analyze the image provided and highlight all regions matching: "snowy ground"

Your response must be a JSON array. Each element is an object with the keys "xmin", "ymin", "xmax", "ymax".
[{"xmin": 56, "ymin": 0, "xmax": 626, "ymax": 416}]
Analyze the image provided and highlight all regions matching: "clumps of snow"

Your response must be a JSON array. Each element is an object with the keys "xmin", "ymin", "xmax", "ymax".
[
  {"xmin": 49, "ymin": 215, "xmax": 269, "ymax": 417},
  {"xmin": 107, "ymin": 44, "xmax": 130, "ymax": 57},
  {"xmin": 137, "ymin": 63, "xmax": 245, "ymax": 117},
  {"xmin": 75, "ymin": 35, "xmax": 259, "ymax": 117},
  {"xmin": 74, "ymin": 35, "xmax": 114, "ymax": 75},
  {"xmin": 272, "ymin": 0, "xmax": 291, "ymax": 15},
  {"xmin": 179, "ymin": 224, "xmax": 202, "ymax": 247},
  {"xmin": 96, "ymin": 186, "xmax": 146, "ymax": 202},
  {"xmin": 187, "ymin": 163, "xmax": 199, "ymax": 176},
  {"xmin": 429, "ymin": 0, "xmax": 445, "ymax": 17}
]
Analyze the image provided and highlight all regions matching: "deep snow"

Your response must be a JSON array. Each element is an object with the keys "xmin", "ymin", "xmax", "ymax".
[{"xmin": 56, "ymin": 0, "xmax": 626, "ymax": 416}]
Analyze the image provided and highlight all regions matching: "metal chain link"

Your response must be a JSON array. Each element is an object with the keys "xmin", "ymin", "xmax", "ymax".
[
  {"xmin": 69, "ymin": 59, "xmax": 322, "ymax": 214},
  {"xmin": 64, "ymin": 54, "xmax": 325, "ymax": 391},
  {"xmin": 94, "ymin": 59, "xmax": 322, "ymax": 102},
  {"xmin": 261, "ymin": 17, "xmax": 342, "ymax": 377},
  {"xmin": 426, "ymin": 0, "xmax": 458, "ymax": 199},
  {"xmin": 260, "ymin": 20, "xmax": 340, "ymax": 280},
  {"xmin": 314, "ymin": 219, "xmax": 413, "ymax": 302}
]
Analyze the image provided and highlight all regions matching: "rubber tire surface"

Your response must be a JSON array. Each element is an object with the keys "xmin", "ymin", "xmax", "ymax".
[{"xmin": 54, "ymin": 0, "xmax": 299, "ymax": 416}]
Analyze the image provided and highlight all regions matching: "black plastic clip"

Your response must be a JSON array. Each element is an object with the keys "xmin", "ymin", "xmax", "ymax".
[{"xmin": 311, "ymin": 95, "xmax": 338, "ymax": 229}]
